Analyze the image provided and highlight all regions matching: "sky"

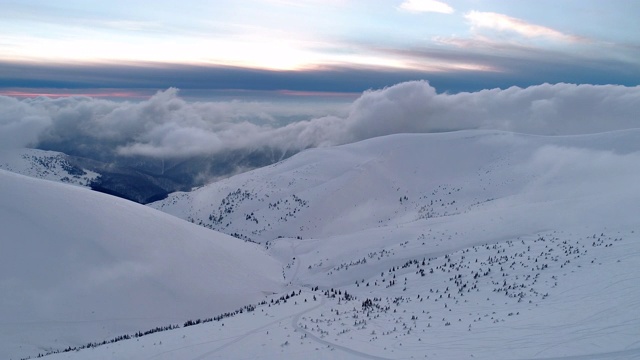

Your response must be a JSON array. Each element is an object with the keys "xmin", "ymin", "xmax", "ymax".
[
  {"xmin": 1, "ymin": 0, "xmax": 639, "ymax": 182},
  {"xmin": 1, "ymin": 0, "xmax": 639, "ymax": 97}
]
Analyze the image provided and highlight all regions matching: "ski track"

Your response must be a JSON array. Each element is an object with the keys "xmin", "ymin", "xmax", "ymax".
[
  {"xmin": 290, "ymin": 297, "xmax": 393, "ymax": 360},
  {"xmin": 186, "ymin": 297, "xmax": 326, "ymax": 360}
]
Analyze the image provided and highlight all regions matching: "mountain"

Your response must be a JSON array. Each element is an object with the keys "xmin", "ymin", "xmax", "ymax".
[
  {"xmin": 0, "ymin": 148, "xmax": 176, "ymax": 203},
  {"xmin": 150, "ymin": 129, "xmax": 640, "ymax": 248},
  {"xmin": 8, "ymin": 129, "xmax": 640, "ymax": 359},
  {"xmin": 127, "ymin": 129, "xmax": 640, "ymax": 359},
  {"xmin": 0, "ymin": 148, "xmax": 98, "ymax": 188},
  {"xmin": 0, "ymin": 146, "xmax": 293, "ymax": 204},
  {"xmin": 0, "ymin": 170, "xmax": 283, "ymax": 360}
]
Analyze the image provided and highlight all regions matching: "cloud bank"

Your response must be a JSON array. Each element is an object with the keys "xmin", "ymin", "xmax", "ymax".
[{"xmin": 1, "ymin": 81, "xmax": 639, "ymax": 161}]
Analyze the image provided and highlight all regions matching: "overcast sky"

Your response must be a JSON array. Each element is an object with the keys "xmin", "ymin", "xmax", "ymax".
[{"xmin": 1, "ymin": 0, "xmax": 639, "ymax": 96}]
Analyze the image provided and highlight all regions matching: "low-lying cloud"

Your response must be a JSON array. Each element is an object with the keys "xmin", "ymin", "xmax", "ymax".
[
  {"xmin": 0, "ymin": 96, "xmax": 51, "ymax": 150},
  {"xmin": 2, "ymin": 81, "xmax": 639, "ymax": 162}
]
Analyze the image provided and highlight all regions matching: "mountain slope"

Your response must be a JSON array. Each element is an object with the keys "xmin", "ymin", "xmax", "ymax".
[
  {"xmin": 0, "ymin": 148, "xmax": 98, "ymax": 188},
  {"xmin": 0, "ymin": 170, "xmax": 283, "ymax": 360},
  {"xmin": 114, "ymin": 129, "xmax": 640, "ymax": 359},
  {"xmin": 151, "ymin": 129, "xmax": 640, "ymax": 245},
  {"xmin": 44, "ymin": 227, "xmax": 640, "ymax": 360},
  {"xmin": 11, "ymin": 129, "xmax": 640, "ymax": 360},
  {"xmin": 0, "ymin": 147, "xmax": 184, "ymax": 204}
]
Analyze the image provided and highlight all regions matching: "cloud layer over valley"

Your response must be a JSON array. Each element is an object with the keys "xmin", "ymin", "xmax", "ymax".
[{"xmin": 3, "ymin": 81, "xmax": 639, "ymax": 162}]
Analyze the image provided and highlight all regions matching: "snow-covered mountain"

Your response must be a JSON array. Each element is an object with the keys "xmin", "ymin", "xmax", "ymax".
[
  {"xmin": 0, "ymin": 148, "xmax": 184, "ymax": 204},
  {"xmin": 151, "ymin": 129, "xmax": 640, "ymax": 247},
  {"xmin": 7, "ymin": 129, "xmax": 640, "ymax": 360},
  {"xmin": 132, "ymin": 129, "xmax": 640, "ymax": 359},
  {"xmin": 0, "ymin": 148, "xmax": 98, "ymax": 188},
  {"xmin": 0, "ymin": 170, "xmax": 283, "ymax": 360}
]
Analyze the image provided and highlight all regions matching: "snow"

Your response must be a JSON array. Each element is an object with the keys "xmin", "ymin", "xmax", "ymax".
[
  {"xmin": 41, "ymin": 229, "xmax": 640, "ymax": 359},
  {"xmin": 0, "ymin": 170, "xmax": 283, "ymax": 359},
  {"xmin": 0, "ymin": 148, "xmax": 98, "ymax": 188},
  {"xmin": 5, "ymin": 129, "xmax": 640, "ymax": 359},
  {"xmin": 151, "ymin": 130, "xmax": 640, "ymax": 247}
]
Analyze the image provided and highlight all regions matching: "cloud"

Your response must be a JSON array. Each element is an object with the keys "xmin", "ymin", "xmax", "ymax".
[
  {"xmin": 2, "ymin": 58, "xmax": 639, "ymax": 97},
  {"xmin": 0, "ymin": 96, "xmax": 51, "ymax": 149},
  {"xmin": 338, "ymin": 81, "xmax": 640, "ymax": 143},
  {"xmin": 25, "ymin": 88, "xmax": 349, "ymax": 159},
  {"xmin": 521, "ymin": 143, "xmax": 640, "ymax": 205},
  {"xmin": 464, "ymin": 11, "xmax": 580, "ymax": 42},
  {"xmin": 1, "ymin": 81, "xmax": 639, "ymax": 164},
  {"xmin": 262, "ymin": 0, "xmax": 348, "ymax": 7},
  {"xmin": 399, "ymin": 0, "xmax": 454, "ymax": 14}
]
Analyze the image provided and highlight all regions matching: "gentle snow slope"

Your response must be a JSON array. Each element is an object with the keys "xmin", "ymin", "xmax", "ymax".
[{"xmin": 0, "ymin": 170, "xmax": 283, "ymax": 359}]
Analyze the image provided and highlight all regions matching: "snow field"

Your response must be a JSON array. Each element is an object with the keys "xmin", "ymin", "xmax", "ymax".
[{"xmin": 6, "ymin": 129, "xmax": 640, "ymax": 359}]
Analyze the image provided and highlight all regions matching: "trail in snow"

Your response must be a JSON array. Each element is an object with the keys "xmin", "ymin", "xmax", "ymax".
[
  {"xmin": 187, "ymin": 296, "xmax": 326, "ymax": 360},
  {"xmin": 290, "ymin": 296, "xmax": 392, "ymax": 360}
]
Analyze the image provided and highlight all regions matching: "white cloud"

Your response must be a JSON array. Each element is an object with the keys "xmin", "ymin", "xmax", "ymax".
[
  {"xmin": 337, "ymin": 81, "xmax": 640, "ymax": 143},
  {"xmin": 0, "ymin": 96, "xmax": 51, "ymax": 149},
  {"xmin": 1, "ymin": 81, "xmax": 639, "ymax": 161},
  {"xmin": 464, "ymin": 11, "xmax": 580, "ymax": 42},
  {"xmin": 399, "ymin": 0, "xmax": 454, "ymax": 14}
]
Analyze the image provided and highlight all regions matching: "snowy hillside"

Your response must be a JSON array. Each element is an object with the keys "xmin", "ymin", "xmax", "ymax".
[
  {"xmin": 0, "ymin": 170, "xmax": 283, "ymax": 360},
  {"xmin": 44, "ymin": 229, "xmax": 640, "ymax": 360},
  {"xmin": 0, "ymin": 148, "xmax": 183, "ymax": 204},
  {"xmin": 59, "ymin": 128, "xmax": 635, "ymax": 360},
  {"xmin": 0, "ymin": 148, "xmax": 98, "ymax": 188},
  {"xmin": 151, "ymin": 129, "xmax": 640, "ymax": 246},
  {"xmin": 11, "ymin": 129, "xmax": 640, "ymax": 360}
]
